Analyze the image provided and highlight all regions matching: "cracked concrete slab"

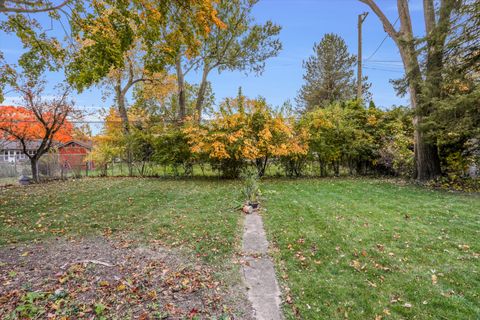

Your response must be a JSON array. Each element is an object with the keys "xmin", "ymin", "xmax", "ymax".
[
  {"xmin": 242, "ymin": 212, "xmax": 283, "ymax": 320},
  {"xmin": 242, "ymin": 213, "xmax": 269, "ymax": 254}
]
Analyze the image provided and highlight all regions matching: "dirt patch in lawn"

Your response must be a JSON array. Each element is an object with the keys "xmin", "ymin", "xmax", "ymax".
[{"xmin": 0, "ymin": 236, "xmax": 252, "ymax": 319}]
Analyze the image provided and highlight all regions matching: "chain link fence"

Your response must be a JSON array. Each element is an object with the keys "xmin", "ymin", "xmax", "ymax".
[
  {"xmin": 0, "ymin": 153, "xmax": 96, "ymax": 186},
  {"xmin": 8, "ymin": 152, "xmax": 473, "ymax": 188}
]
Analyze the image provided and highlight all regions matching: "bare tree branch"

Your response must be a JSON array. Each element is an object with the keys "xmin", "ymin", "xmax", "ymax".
[
  {"xmin": 359, "ymin": 0, "xmax": 399, "ymax": 43},
  {"xmin": 0, "ymin": 0, "xmax": 69, "ymax": 13}
]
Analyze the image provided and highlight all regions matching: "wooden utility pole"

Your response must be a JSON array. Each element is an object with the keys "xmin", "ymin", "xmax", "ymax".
[{"xmin": 357, "ymin": 12, "xmax": 368, "ymax": 100}]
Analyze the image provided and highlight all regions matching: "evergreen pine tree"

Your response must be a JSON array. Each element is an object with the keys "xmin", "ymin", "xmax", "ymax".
[{"xmin": 296, "ymin": 33, "xmax": 370, "ymax": 113}]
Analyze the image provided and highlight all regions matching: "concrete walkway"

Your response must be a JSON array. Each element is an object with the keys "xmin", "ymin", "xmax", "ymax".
[{"xmin": 242, "ymin": 212, "xmax": 283, "ymax": 320}]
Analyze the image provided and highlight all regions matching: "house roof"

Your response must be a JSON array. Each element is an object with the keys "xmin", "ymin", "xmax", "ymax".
[
  {"xmin": 0, "ymin": 139, "xmax": 93, "ymax": 151},
  {"xmin": 58, "ymin": 140, "xmax": 93, "ymax": 149},
  {"xmin": 0, "ymin": 139, "xmax": 45, "ymax": 150}
]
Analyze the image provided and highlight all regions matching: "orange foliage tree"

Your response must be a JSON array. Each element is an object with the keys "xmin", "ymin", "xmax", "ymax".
[
  {"xmin": 89, "ymin": 107, "xmax": 157, "ymax": 176},
  {"xmin": 0, "ymin": 88, "xmax": 74, "ymax": 181},
  {"xmin": 184, "ymin": 93, "xmax": 309, "ymax": 177}
]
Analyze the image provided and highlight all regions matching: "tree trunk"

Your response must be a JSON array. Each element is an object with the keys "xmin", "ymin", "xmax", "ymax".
[
  {"xmin": 195, "ymin": 66, "xmax": 210, "ymax": 122},
  {"xmin": 256, "ymin": 157, "xmax": 268, "ymax": 177},
  {"xmin": 333, "ymin": 161, "xmax": 340, "ymax": 176},
  {"xmin": 405, "ymin": 67, "xmax": 442, "ymax": 180},
  {"xmin": 359, "ymin": 0, "xmax": 443, "ymax": 181},
  {"xmin": 398, "ymin": 0, "xmax": 442, "ymax": 180},
  {"xmin": 318, "ymin": 158, "xmax": 327, "ymax": 177},
  {"xmin": 414, "ymin": 117, "xmax": 442, "ymax": 180},
  {"xmin": 31, "ymin": 157, "xmax": 39, "ymax": 182},
  {"xmin": 348, "ymin": 159, "xmax": 354, "ymax": 175},
  {"xmin": 115, "ymin": 82, "xmax": 130, "ymax": 134},
  {"xmin": 115, "ymin": 82, "xmax": 133, "ymax": 176},
  {"xmin": 175, "ymin": 57, "xmax": 186, "ymax": 121}
]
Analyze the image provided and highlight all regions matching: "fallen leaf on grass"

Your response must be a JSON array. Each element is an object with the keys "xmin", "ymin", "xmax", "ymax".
[
  {"xmin": 374, "ymin": 263, "xmax": 390, "ymax": 272},
  {"xmin": 431, "ymin": 274, "xmax": 437, "ymax": 285},
  {"xmin": 295, "ymin": 252, "xmax": 306, "ymax": 261},
  {"xmin": 441, "ymin": 290, "xmax": 455, "ymax": 297},
  {"xmin": 350, "ymin": 259, "xmax": 366, "ymax": 271},
  {"xmin": 366, "ymin": 280, "xmax": 377, "ymax": 288},
  {"xmin": 99, "ymin": 280, "xmax": 109, "ymax": 287},
  {"xmin": 285, "ymin": 295, "xmax": 293, "ymax": 304},
  {"xmin": 139, "ymin": 313, "xmax": 149, "ymax": 320},
  {"xmin": 116, "ymin": 284, "xmax": 127, "ymax": 291}
]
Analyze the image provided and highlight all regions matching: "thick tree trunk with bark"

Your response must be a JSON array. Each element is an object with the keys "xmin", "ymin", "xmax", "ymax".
[
  {"xmin": 407, "ymin": 78, "xmax": 442, "ymax": 180},
  {"xmin": 359, "ymin": 0, "xmax": 451, "ymax": 180},
  {"xmin": 115, "ymin": 84, "xmax": 130, "ymax": 134},
  {"xmin": 115, "ymin": 80, "xmax": 133, "ymax": 176},
  {"xmin": 30, "ymin": 157, "xmax": 39, "ymax": 182},
  {"xmin": 175, "ymin": 57, "xmax": 186, "ymax": 120},
  {"xmin": 414, "ymin": 123, "xmax": 442, "ymax": 180}
]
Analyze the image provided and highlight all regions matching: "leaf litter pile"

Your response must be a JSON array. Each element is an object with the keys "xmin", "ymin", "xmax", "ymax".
[{"xmin": 0, "ymin": 237, "xmax": 252, "ymax": 319}]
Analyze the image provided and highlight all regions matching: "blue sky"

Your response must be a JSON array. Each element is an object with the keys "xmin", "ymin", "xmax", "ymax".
[{"xmin": 0, "ymin": 0, "xmax": 427, "ymax": 120}]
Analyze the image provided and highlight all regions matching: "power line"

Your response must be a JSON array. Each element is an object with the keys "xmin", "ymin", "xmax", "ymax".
[
  {"xmin": 364, "ymin": 62, "xmax": 403, "ymax": 68},
  {"xmin": 364, "ymin": 16, "xmax": 400, "ymax": 61},
  {"xmin": 364, "ymin": 60, "xmax": 402, "ymax": 63},
  {"xmin": 363, "ymin": 66, "xmax": 404, "ymax": 73},
  {"xmin": 364, "ymin": 62, "xmax": 404, "ymax": 69}
]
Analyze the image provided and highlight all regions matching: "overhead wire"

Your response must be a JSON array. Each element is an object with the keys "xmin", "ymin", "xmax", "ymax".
[{"xmin": 364, "ymin": 16, "xmax": 401, "ymax": 61}]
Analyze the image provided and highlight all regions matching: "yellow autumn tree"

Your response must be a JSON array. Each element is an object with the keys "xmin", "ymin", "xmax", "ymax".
[
  {"xmin": 89, "ymin": 107, "xmax": 154, "ymax": 176},
  {"xmin": 184, "ymin": 93, "xmax": 309, "ymax": 177},
  {"xmin": 88, "ymin": 108, "xmax": 125, "ymax": 175},
  {"xmin": 69, "ymin": 0, "xmax": 225, "ymax": 128}
]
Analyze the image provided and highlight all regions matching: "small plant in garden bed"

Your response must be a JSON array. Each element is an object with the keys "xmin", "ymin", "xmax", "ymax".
[{"xmin": 241, "ymin": 167, "xmax": 261, "ymax": 211}]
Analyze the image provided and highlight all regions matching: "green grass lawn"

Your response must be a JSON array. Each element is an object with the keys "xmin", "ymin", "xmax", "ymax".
[
  {"xmin": 2, "ymin": 177, "xmax": 479, "ymax": 319},
  {"xmin": 262, "ymin": 178, "xmax": 480, "ymax": 319},
  {"xmin": 0, "ymin": 177, "xmax": 243, "ymax": 263}
]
